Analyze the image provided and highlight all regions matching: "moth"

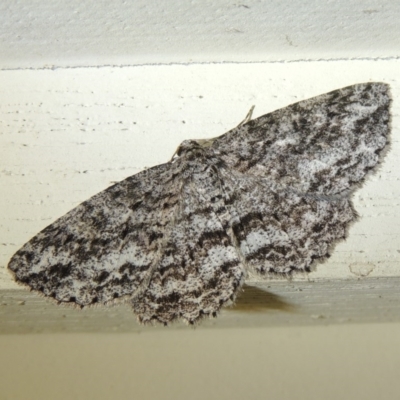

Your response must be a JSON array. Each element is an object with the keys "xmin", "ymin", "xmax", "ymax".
[{"xmin": 8, "ymin": 83, "xmax": 391, "ymax": 324}]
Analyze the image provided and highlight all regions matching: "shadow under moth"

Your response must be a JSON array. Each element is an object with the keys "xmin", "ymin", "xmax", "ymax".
[{"xmin": 8, "ymin": 82, "xmax": 391, "ymax": 325}]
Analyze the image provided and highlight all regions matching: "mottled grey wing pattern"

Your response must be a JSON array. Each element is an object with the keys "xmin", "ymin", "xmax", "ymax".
[
  {"xmin": 206, "ymin": 83, "xmax": 390, "ymax": 274},
  {"xmin": 209, "ymin": 82, "xmax": 390, "ymax": 275},
  {"xmin": 8, "ymin": 82, "xmax": 390, "ymax": 324},
  {"xmin": 131, "ymin": 159, "xmax": 245, "ymax": 324},
  {"xmin": 8, "ymin": 152, "xmax": 246, "ymax": 324},
  {"xmin": 8, "ymin": 162, "xmax": 180, "ymax": 306},
  {"xmin": 215, "ymin": 166, "xmax": 355, "ymax": 274},
  {"xmin": 212, "ymin": 83, "xmax": 390, "ymax": 195}
]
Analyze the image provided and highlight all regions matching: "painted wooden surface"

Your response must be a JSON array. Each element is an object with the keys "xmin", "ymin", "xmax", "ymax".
[{"xmin": 1, "ymin": 278, "xmax": 400, "ymax": 333}]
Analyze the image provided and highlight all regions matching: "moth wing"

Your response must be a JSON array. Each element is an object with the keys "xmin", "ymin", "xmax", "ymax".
[
  {"xmin": 131, "ymin": 161, "xmax": 245, "ymax": 324},
  {"xmin": 8, "ymin": 162, "xmax": 181, "ymax": 306},
  {"xmin": 213, "ymin": 83, "xmax": 390, "ymax": 195}
]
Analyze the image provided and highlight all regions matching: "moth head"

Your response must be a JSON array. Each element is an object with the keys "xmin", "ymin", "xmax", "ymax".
[{"xmin": 172, "ymin": 140, "xmax": 205, "ymax": 160}]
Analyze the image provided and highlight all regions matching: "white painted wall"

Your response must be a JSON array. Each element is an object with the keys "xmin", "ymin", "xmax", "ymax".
[{"xmin": 1, "ymin": 0, "xmax": 399, "ymax": 69}]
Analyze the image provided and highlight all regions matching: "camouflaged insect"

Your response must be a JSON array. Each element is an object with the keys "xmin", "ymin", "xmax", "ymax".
[{"xmin": 8, "ymin": 82, "xmax": 391, "ymax": 325}]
